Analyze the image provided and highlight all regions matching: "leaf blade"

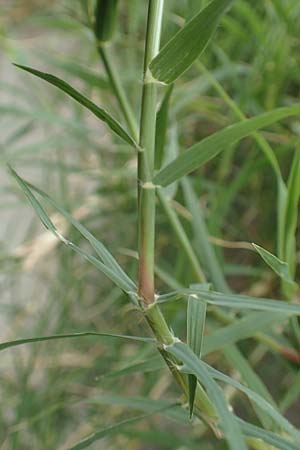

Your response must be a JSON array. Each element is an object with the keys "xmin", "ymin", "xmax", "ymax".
[
  {"xmin": 203, "ymin": 311, "xmax": 289, "ymax": 356},
  {"xmin": 9, "ymin": 167, "xmax": 137, "ymax": 294},
  {"xmin": 27, "ymin": 180, "xmax": 137, "ymax": 292},
  {"xmin": 154, "ymin": 106, "xmax": 300, "ymax": 187},
  {"xmin": 0, "ymin": 332, "xmax": 153, "ymax": 352},
  {"xmin": 149, "ymin": 0, "xmax": 234, "ymax": 84},
  {"xmin": 14, "ymin": 64, "xmax": 136, "ymax": 147},
  {"xmin": 252, "ymin": 243, "xmax": 294, "ymax": 286},
  {"xmin": 167, "ymin": 341, "xmax": 248, "ymax": 450},
  {"xmin": 239, "ymin": 419, "xmax": 299, "ymax": 450},
  {"xmin": 187, "ymin": 287, "xmax": 207, "ymax": 417},
  {"xmin": 157, "ymin": 288, "xmax": 300, "ymax": 315}
]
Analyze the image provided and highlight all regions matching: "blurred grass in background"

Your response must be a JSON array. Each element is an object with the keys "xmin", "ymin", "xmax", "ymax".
[{"xmin": 1, "ymin": 1, "xmax": 300, "ymax": 449}]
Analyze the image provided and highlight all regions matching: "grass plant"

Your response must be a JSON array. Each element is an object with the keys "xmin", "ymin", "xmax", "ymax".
[{"xmin": 2, "ymin": 0, "xmax": 300, "ymax": 449}]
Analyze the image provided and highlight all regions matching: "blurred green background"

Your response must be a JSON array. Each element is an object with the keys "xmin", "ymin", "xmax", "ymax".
[{"xmin": 1, "ymin": 1, "xmax": 300, "ymax": 449}]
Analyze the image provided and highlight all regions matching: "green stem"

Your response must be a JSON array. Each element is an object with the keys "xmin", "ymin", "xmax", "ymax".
[
  {"xmin": 137, "ymin": 0, "xmax": 218, "ymax": 428},
  {"xmin": 138, "ymin": 0, "xmax": 164, "ymax": 304},
  {"xmin": 98, "ymin": 44, "xmax": 139, "ymax": 142}
]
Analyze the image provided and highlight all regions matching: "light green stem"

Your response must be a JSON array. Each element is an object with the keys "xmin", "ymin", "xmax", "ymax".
[
  {"xmin": 138, "ymin": 0, "xmax": 163, "ymax": 304},
  {"xmin": 137, "ymin": 0, "xmax": 217, "ymax": 427}
]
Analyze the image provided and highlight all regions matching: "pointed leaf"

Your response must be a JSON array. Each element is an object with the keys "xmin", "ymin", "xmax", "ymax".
[
  {"xmin": 238, "ymin": 419, "xmax": 299, "ymax": 450},
  {"xmin": 203, "ymin": 311, "xmax": 289, "ymax": 356},
  {"xmin": 14, "ymin": 64, "xmax": 136, "ymax": 147},
  {"xmin": 179, "ymin": 359, "xmax": 299, "ymax": 440},
  {"xmin": 9, "ymin": 167, "xmax": 137, "ymax": 294},
  {"xmin": 223, "ymin": 345, "xmax": 276, "ymax": 430},
  {"xmin": 252, "ymin": 243, "xmax": 294, "ymax": 285},
  {"xmin": 0, "ymin": 332, "xmax": 153, "ymax": 352},
  {"xmin": 187, "ymin": 283, "xmax": 207, "ymax": 418},
  {"xmin": 86, "ymin": 395, "xmax": 187, "ymax": 423},
  {"xmin": 27, "ymin": 180, "xmax": 136, "ymax": 292},
  {"xmin": 105, "ymin": 354, "xmax": 164, "ymax": 378},
  {"xmin": 67, "ymin": 415, "xmax": 148, "ymax": 450},
  {"xmin": 157, "ymin": 288, "xmax": 300, "ymax": 315},
  {"xmin": 149, "ymin": 0, "xmax": 235, "ymax": 84},
  {"xmin": 154, "ymin": 106, "xmax": 300, "ymax": 187},
  {"xmin": 166, "ymin": 341, "xmax": 248, "ymax": 450}
]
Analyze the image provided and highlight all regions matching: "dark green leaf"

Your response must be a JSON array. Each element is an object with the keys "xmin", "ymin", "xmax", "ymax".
[
  {"xmin": 239, "ymin": 419, "xmax": 299, "ymax": 450},
  {"xmin": 154, "ymin": 106, "xmax": 300, "ymax": 187},
  {"xmin": 203, "ymin": 311, "xmax": 288, "ymax": 356},
  {"xmin": 252, "ymin": 243, "xmax": 294, "ymax": 286},
  {"xmin": 158, "ymin": 288, "xmax": 300, "ymax": 315},
  {"xmin": 150, "ymin": 0, "xmax": 234, "ymax": 84},
  {"xmin": 187, "ymin": 285, "xmax": 207, "ymax": 418},
  {"xmin": 167, "ymin": 341, "xmax": 248, "ymax": 450},
  {"xmin": 14, "ymin": 64, "xmax": 136, "ymax": 146}
]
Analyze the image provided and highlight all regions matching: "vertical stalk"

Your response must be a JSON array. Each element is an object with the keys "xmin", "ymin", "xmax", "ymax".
[
  {"xmin": 138, "ymin": 0, "xmax": 164, "ymax": 305},
  {"xmin": 136, "ymin": 3, "xmax": 218, "ymax": 424}
]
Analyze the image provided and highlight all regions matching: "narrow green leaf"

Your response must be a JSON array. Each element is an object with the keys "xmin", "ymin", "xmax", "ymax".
[
  {"xmin": 27, "ymin": 179, "xmax": 137, "ymax": 292},
  {"xmin": 180, "ymin": 357, "xmax": 298, "ymax": 440},
  {"xmin": 0, "ymin": 332, "xmax": 153, "ymax": 352},
  {"xmin": 154, "ymin": 106, "xmax": 300, "ymax": 187},
  {"xmin": 157, "ymin": 288, "xmax": 300, "ymax": 315},
  {"xmin": 149, "ymin": 0, "xmax": 234, "ymax": 84},
  {"xmin": 203, "ymin": 311, "xmax": 288, "ymax": 356},
  {"xmin": 252, "ymin": 243, "xmax": 294, "ymax": 285},
  {"xmin": 187, "ymin": 292, "xmax": 207, "ymax": 357},
  {"xmin": 66, "ymin": 412, "xmax": 165, "ymax": 450},
  {"xmin": 238, "ymin": 419, "xmax": 299, "ymax": 450},
  {"xmin": 223, "ymin": 345, "xmax": 277, "ymax": 430},
  {"xmin": 155, "ymin": 84, "xmax": 174, "ymax": 170},
  {"xmin": 187, "ymin": 284, "xmax": 207, "ymax": 417},
  {"xmin": 205, "ymin": 362, "xmax": 299, "ymax": 440},
  {"xmin": 9, "ymin": 167, "xmax": 137, "ymax": 294},
  {"xmin": 14, "ymin": 64, "xmax": 136, "ymax": 147},
  {"xmin": 86, "ymin": 395, "xmax": 187, "ymax": 423},
  {"xmin": 167, "ymin": 341, "xmax": 248, "ymax": 450},
  {"xmin": 105, "ymin": 354, "xmax": 164, "ymax": 378}
]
